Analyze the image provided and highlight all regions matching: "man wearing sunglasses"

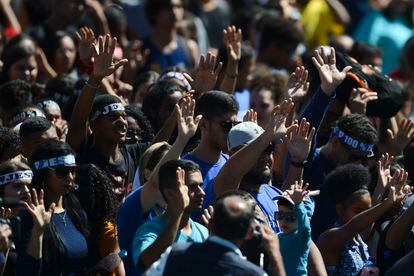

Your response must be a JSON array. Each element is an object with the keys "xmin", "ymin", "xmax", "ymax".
[{"xmin": 182, "ymin": 90, "xmax": 239, "ymax": 219}]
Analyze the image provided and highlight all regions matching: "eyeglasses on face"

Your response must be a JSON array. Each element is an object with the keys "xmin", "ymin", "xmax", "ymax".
[
  {"xmin": 218, "ymin": 120, "xmax": 241, "ymax": 132},
  {"xmin": 48, "ymin": 166, "xmax": 76, "ymax": 178}
]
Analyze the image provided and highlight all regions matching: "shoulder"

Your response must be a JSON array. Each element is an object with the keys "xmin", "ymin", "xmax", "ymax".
[
  {"xmin": 192, "ymin": 221, "xmax": 209, "ymax": 240},
  {"xmin": 261, "ymin": 184, "xmax": 283, "ymax": 196}
]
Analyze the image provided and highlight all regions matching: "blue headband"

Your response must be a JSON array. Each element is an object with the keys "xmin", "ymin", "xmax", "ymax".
[
  {"xmin": 332, "ymin": 127, "xmax": 374, "ymax": 155},
  {"xmin": 91, "ymin": 103, "xmax": 125, "ymax": 121},
  {"xmin": 0, "ymin": 170, "xmax": 33, "ymax": 186},
  {"xmin": 34, "ymin": 154, "xmax": 76, "ymax": 170}
]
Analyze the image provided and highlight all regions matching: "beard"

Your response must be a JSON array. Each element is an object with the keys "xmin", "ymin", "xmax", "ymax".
[{"xmin": 243, "ymin": 169, "xmax": 272, "ymax": 185}]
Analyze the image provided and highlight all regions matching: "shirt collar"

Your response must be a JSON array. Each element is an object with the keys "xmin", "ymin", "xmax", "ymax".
[{"xmin": 208, "ymin": 236, "xmax": 243, "ymax": 257}]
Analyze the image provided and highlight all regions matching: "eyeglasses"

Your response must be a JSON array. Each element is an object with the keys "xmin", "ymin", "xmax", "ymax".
[
  {"xmin": 218, "ymin": 120, "xmax": 241, "ymax": 132},
  {"xmin": 275, "ymin": 211, "xmax": 296, "ymax": 222},
  {"xmin": 48, "ymin": 166, "xmax": 76, "ymax": 178},
  {"xmin": 126, "ymin": 129, "xmax": 147, "ymax": 140}
]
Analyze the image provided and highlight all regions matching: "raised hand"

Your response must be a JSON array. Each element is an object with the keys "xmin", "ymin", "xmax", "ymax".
[
  {"xmin": 201, "ymin": 205, "xmax": 214, "ymax": 229},
  {"xmin": 284, "ymin": 118, "xmax": 315, "ymax": 163},
  {"xmin": 176, "ymin": 97, "xmax": 202, "ymax": 141},
  {"xmin": 266, "ymin": 98, "xmax": 295, "ymax": 141},
  {"xmin": 348, "ymin": 88, "xmax": 378, "ymax": 114},
  {"xmin": 286, "ymin": 66, "xmax": 310, "ymax": 102},
  {"xmin": 0, "ymin": 207, "xmax": 11, "ymax": 218},
  {"xmin": 243, "ymin": 109, "xmax": 258, "ymax": 124},
  {"xmin": 387, "ymin": 169, "xmax": 410, "ymax": 206},
  {"xmin": 192, "ymin": 53, "xmax": 223, "ymax": 94},
  {"xmin": 91, "ymin": 35, "xmax": 128, "ymax": 79},
  {"xmin": 312, "ymin": 46, "xmax": 352, "ymax": 96},
  {"xmin": 285, "ymin": 180, "xmax": 310, "ymax": 203},
  {"xmin": 75, "ymin": 26, "xmax": 95, "ymax": 64},
  {"xmin": 387, "ymin": 119, "xmax": 414, "ymax": 154},
  {"xmin": 25, "ymin": 189, "xmax": 55, "ymax": 232},
  {"xmin": 166, "ymin": 167, "xmax": 189, "ymax": 217},
  {"xmin": 223, "ymin": 25, "xmax": 242, "ymax": 62},
  {"xmin": 377, "ymin": 153, "xmax": 394, "ymax": 191}
]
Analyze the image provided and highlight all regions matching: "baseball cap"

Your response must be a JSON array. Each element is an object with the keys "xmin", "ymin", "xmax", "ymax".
[{"xmin": 228, "ymin": 122, "xmax": 264, "ymax": 150}]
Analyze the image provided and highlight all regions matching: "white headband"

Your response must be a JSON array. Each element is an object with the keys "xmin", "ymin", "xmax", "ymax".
[
  {"xmin": 34, "ymin": 154, "xmax": 76, "ymax": 170},
  {"xmin": 159, "ymin": 71, "xmax": 192, "ymax": 91},
  {"xmin": 8, "ymin": 110, "xmax": 45, "ymax": 127},
  {"xmin": 91, "ymin": 103, "xmax": 125, "ymax": 121},
  {"xmin": 37, "ymin": 100, "xmax": 61, "ymax": 111},
  {"xmin": 0, "ymin": 170, "xmax": 33, "ymax": 186}
]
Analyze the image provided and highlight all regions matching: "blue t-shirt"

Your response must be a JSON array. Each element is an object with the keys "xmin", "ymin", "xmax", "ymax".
[
  {"xmin": 117, "ymin": 187, "xmax": 159, "ymax": 276},
  {"xmin": 183, "ymin": 153, "xmax": 228, "ymax": 220},
  {"xmin": 242, "ymin": 184, "xmax": 283, "ymax": 233},
  {"xmin": 234, "ymin": 88, "xmax": 250, "ymax": 121},
  {"xmin": 132, "ymin": 216, "xmax": 209, "ymax": 269}
]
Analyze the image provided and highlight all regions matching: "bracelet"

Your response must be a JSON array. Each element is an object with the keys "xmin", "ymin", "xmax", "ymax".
[
  {"xmin": 85, "ymin": 82, "xmax": 101, "ymax": 90},
  {"xmin": 290, "ymin": 160, "xmax": 307, "ymax": 168},
  {"xmin": 225, "ymin": 71, "xmax": 238, "ymax": 79}
]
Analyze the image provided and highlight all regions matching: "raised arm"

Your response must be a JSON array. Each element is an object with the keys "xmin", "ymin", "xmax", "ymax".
[
  {"xmin": 219, "ymin": 26, "xmax": 242, "ymax": 94},
  {"xmin": 137, "ymin": 168, "xmax": 189, "ymax": 270},
  {"xmin": 66, "ymin": 34, "xmax": 128, "ymax": 152},
  {"xmin": 213, "ymin": 99, "xmax": 294, "ymax": 197}
]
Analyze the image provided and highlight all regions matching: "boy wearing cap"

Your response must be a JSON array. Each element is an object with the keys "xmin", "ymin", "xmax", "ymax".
[{"xmin": 276, "ymin": 180, "xmax": 312, "ymax": 276}]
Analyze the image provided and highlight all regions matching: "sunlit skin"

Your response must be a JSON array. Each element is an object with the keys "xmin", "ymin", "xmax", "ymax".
[
  {"xmin": 277, "ymin": 205, "xmax": 298, "ymax": 234},
  {"xmin": 54, "ymin": 36, "xmax": 77, "ymax": 74},
  {"xmin": 8, "ymin": 55, "xmax": 38, "ymax": 83}
]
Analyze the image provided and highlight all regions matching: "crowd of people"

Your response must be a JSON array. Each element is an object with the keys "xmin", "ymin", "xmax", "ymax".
[{"xmin": 0, "ymin": 0, "xmax": 414, "ymax": 275}]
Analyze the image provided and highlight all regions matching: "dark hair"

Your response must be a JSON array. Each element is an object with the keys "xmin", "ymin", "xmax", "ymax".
[
  {"xmin": 403, "ymin": 143, "xmax": 414, "ymax": 184},
  {"xmin": 195, "ymin": 90, "xmax": 239, "ymax": 119},
  {"xmin": 335, "ymin": 114, "xmax": 378, "ymax": 145},
  {"xmin": 249, "ymin": 71, "xmax": 287, "ymax": 104},
  {"xmin": 142, "ymin": 81, "xmax": 183, "ymax": 130},
  {"xmin": 104, "ymin": 5, "xmax": 127, "ymax": 38},
  {"xmin": 325, "ymin": 163, "xmax": 370, "ymax": 204},
  {"xmin": 258, "ymin": 16, "xmax": 304, "ymax": 52},
  {"xmin": 45, "ymin": 74, "xmax": 79, "ymax": 120},
  {"xmin": 29, "ymin": 141, "xmax": 90, "ymax": 275},
  {"xmin": 90, "ymin": 94, "xmax": 123, "ymax": 121},
  {"xmin": 144, "ymin": 0, "xmax": 180, "ymax": 25},
  {"xmin": 125, "ymin": 105, "xmax": 155, "ymax": 143},
  {"xmin": 350, "ymin": 41, "xmax": 382, "ymax": 65},
  {"xmin": 217, "ymin": 42, "xmax": 255, "ymax": 70},
  {"xmin": 0, "ymin": 80, "xmax": 33, "ymax": 119},
  {"xmin": 19, "ymin": 116, "xmax": 53, "ymax": 140},
  {"xmin": 0, "ymin": 160, "xmax": 30, "ymax": 196},
  {"xmin": 158, "ymin": 159, "xmax": 200, "ymax": 201},
  {"xmin": 43, "ymin": 31, "xmax": 74, "ymax": 69},
  {"xmin": 212, "ymin": 191, "xmax": 255, "ymax": 241},
  {"xmin": 75, "ymin": 164, "xmax": 118, "ymax": 235},
  {"xmin": 133, "ymin": 71, "xmax": 159, "ymax": 93},
  {"xmin": 0, "ymin": 127, "xmax": 21, "ymax": 161},
  {"xmin": 0, "ymin": 43, "xmax": 36, "ymax": 84}
]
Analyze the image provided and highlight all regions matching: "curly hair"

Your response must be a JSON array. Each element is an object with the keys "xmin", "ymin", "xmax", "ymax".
[
  {"xmin": 0, "ymin": 127, "xmax": 21, "ymax": 161},
  {"xmin": 75, "ymin": 164, "xmax": 119, "ymax": 233},
  {"xmin": 336, "ymin": 114, "xmax": 378, "ymax": 145},
  {"xmin": 249, "ymin": 71, "xmax": 287, "ymax": 104}
]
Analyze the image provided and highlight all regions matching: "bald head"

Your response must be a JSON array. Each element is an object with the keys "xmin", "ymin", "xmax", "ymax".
[{"xmin": 211, "ymin": 192, "xmax": 255, "ymax": 241}]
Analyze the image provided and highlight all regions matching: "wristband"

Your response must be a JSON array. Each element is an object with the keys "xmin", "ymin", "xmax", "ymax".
[{"xmin": 290, "ymin": 160, "xmax": 307, "ymax": 168}]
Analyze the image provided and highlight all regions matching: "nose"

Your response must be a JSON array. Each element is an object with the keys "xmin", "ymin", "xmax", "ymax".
[{"xmin": 68, "ymin": 170, "xmax": 76, "ymax": 182}]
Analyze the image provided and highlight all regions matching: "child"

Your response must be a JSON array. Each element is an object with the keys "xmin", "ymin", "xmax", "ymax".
[{"xmin": 276, "ymin": 180, "xmax": 312, "ymax": 276}]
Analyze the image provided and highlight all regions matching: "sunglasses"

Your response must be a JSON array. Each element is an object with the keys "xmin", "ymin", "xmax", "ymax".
[
  {"xmin": 219, "ymin": 120, "xmax": 241, "ymax": 132},
  {"xmin": 48, "ymin": 166, "xmax": 76, "ymax": 178},
  {"xmin": 275, "ymin": 211, "xmax": 296, "ymax": 222}
]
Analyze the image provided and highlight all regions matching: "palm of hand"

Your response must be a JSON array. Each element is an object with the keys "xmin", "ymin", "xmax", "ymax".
[
  {"xmin": 178, "ymin": 116, "xmax": 197, "ymax": 138},
  {"xmin": 320, "ymin": 65, "xmax": 345, "ymax": 92},
  {"xmin": 93, "ymin": 58, "xmax": 116, "ymax": 78},
  {"xmin": 288, "ymin": 136, "xmax": 310, "ymax": 162},
  {"xmin": 195, "ymin": 70, "xmax": 216, "ymax": 91},
  {"xmin": 33, "ymin": 205, "xmax": 52, "ymax": 229}
]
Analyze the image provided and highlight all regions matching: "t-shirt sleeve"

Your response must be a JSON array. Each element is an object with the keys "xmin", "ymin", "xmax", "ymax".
[{"xmin": 132, "ymin": 224, "xmax": 159, "ymax": 268}]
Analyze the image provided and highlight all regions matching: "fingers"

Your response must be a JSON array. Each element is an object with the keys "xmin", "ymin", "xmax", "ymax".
[
  {"xmin": 387, "ymin": 129, "xmax": 395, "ymax": 140},
  {"xmin": 114, "ymin": 59, "xmax": 129, "ymax": 71},
  {"xmin": 48, "ymin": 202, "xmax": 56, "ymax": 214},
  {"xmin": 308, "ymin": 190, "xmax": 320, "ymax": 197},
  {"xmin": 214, "ymin": 62, "xmax": 224, "ymax": 75},
  {"xmin": 31, "ymin": 188, "xmax": 39, "ymax": 206}
]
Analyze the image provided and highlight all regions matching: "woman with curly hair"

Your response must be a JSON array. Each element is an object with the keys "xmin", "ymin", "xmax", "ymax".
[{"xmin": 75, "ymin": 163, "xmax": 124, "ymax": 275}]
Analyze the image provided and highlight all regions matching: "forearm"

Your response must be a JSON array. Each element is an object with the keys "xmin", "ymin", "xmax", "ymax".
[
  {"xmin": 139, "ymin": 215, "xmax": 181, "ymax": 269},
  {"xmin": 326, "ymin": 0, "xmax": 351, "ymax": 25},
  {"xmin": 299, "ymin": 88, "xmax": 333, "ymax": 133},
  {"xmin": 268, "ymin": 248, "xmax": 286, "ymax": 276},
  {"xmin": 282, "ymin": 165, "xmax": 303, "ymax": 191},
  {"xmin": 296, "ymin": 202, "xmax": 311, "ymax": 235},
  {"xmin": 25, "ymin": 229, "xmax": 43, "ymax": 259},
  {"xmin": 219, "ymin": 60, "xmax": 238, "ymax": 94},
  {"xmin": 67, "ymin": 74, "xmax": 102, "ymax": 150},
  {"xmin": 386, "ymin": 205, "xmax": 414, "ymax": 250},
  {"xmin": 308, "ymin": 241, "xmax": 327, "ymax": 276},
  {"xmin": 214, "ymin": 131, "xmax": 273, "ymax": 195},
  {"xmin": 0, "ymin": 2, "xmax": 22, "ymax": 34}
]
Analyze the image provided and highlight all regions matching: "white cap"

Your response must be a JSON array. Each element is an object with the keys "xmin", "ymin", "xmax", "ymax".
[{"xmin": 228, "ymin": 122, "xmax": 264, "ymax": 150}]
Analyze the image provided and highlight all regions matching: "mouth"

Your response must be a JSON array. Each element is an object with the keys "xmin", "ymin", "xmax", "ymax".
[{"xmin": 115, "ymin": 126, "xmax": 127, "ymax": 136}]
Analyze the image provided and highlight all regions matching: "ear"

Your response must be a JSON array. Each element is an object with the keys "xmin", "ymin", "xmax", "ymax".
[
  {"xmin": 199, "ymin": 117, "xmax": 208, "ymax": 132},
  {"xmin": 331, "ymin": 136, "xmax": 341, "ymax": 148}
]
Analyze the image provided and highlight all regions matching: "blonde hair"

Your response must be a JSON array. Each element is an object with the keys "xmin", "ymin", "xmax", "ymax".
[{"xmin": 139, "ymin": 142, "xmax": 171, "ymax": 183}]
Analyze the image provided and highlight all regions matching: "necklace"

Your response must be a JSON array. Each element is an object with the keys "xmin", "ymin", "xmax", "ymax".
[{"xmin": 56, "ymin": 211, "xmax": 67, "ymax": 227}]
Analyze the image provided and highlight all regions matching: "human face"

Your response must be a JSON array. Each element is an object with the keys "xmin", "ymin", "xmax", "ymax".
[
  {"xmin": 157, "ymin": 91, "xmax": 182, "ymax": 129},
  {"xmin": 3, "ymin": 179, "xmax": 31, "ymax": 202},
  {"xmin": 243, "ymin": 144, "xmax": 274, "ymax": 186},
  {"xmin": 9, "ymin": 55, "xmax": 38, "ymax": 83},
  {"xmin": 276, "ymin": 205, "xmax": 298, "ymax": 234},
  {"xmin": 94, "ymin": 111, "xmax": 128, "ymax": 144},
  {"xmin": 44, "ymin": 166, "xmax": 77, "ymax": 196},
  {"xmin": 185, "ymin": 171, "xmax": 205, "ymax": 211},
  {"xmin": 156, "ymin": 0, "xmax": 184, "ymax": 29},
  {"xmin": 338, "ymin": 192, "xmax": 371, "ymax": 224},
  {"xmin": 250, "ymin": 89, "xmax": 275, "ymax": 127},
  {"xmin": 237, "ymin": 58, "xmax": 255, "ymax": 90},
  {"xmin": 54, "ymin": 36, "xmax": 76, "ymax": 74},
  {"xmin": 44, "ymin": 107, "xmax": 62, "ymax": 123},
  {"xmin": 125, "ymin": 116, "xmax": 142, "ymax": 144},
  {"xmin": 23, "ymin": 127, "xmax": 59, "ymax": 159},
  {"xmin": 204, "ymin": 113, "xmax": 238, "ymax": 152}
]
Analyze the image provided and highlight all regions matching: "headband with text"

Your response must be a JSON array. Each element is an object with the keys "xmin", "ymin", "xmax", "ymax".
[
  {"xmin": 91, "ymin": 103, "xmax": 125, "ymax": 121},
  {"xmin": 332, "ymin": 127, "xmax": 374, "ymax": 154},
  {"xmin": 0, "ymin": 170, "xmax": 33, "ymax": 186},
  {"xmin": 34, "ymin": 154, "xmax": 76, "ymax": 170}
]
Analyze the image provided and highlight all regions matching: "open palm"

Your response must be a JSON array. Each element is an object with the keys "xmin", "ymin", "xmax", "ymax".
[{"xmin": 177, "ymin": 97, "xmax": 202, "ymax": 140}]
